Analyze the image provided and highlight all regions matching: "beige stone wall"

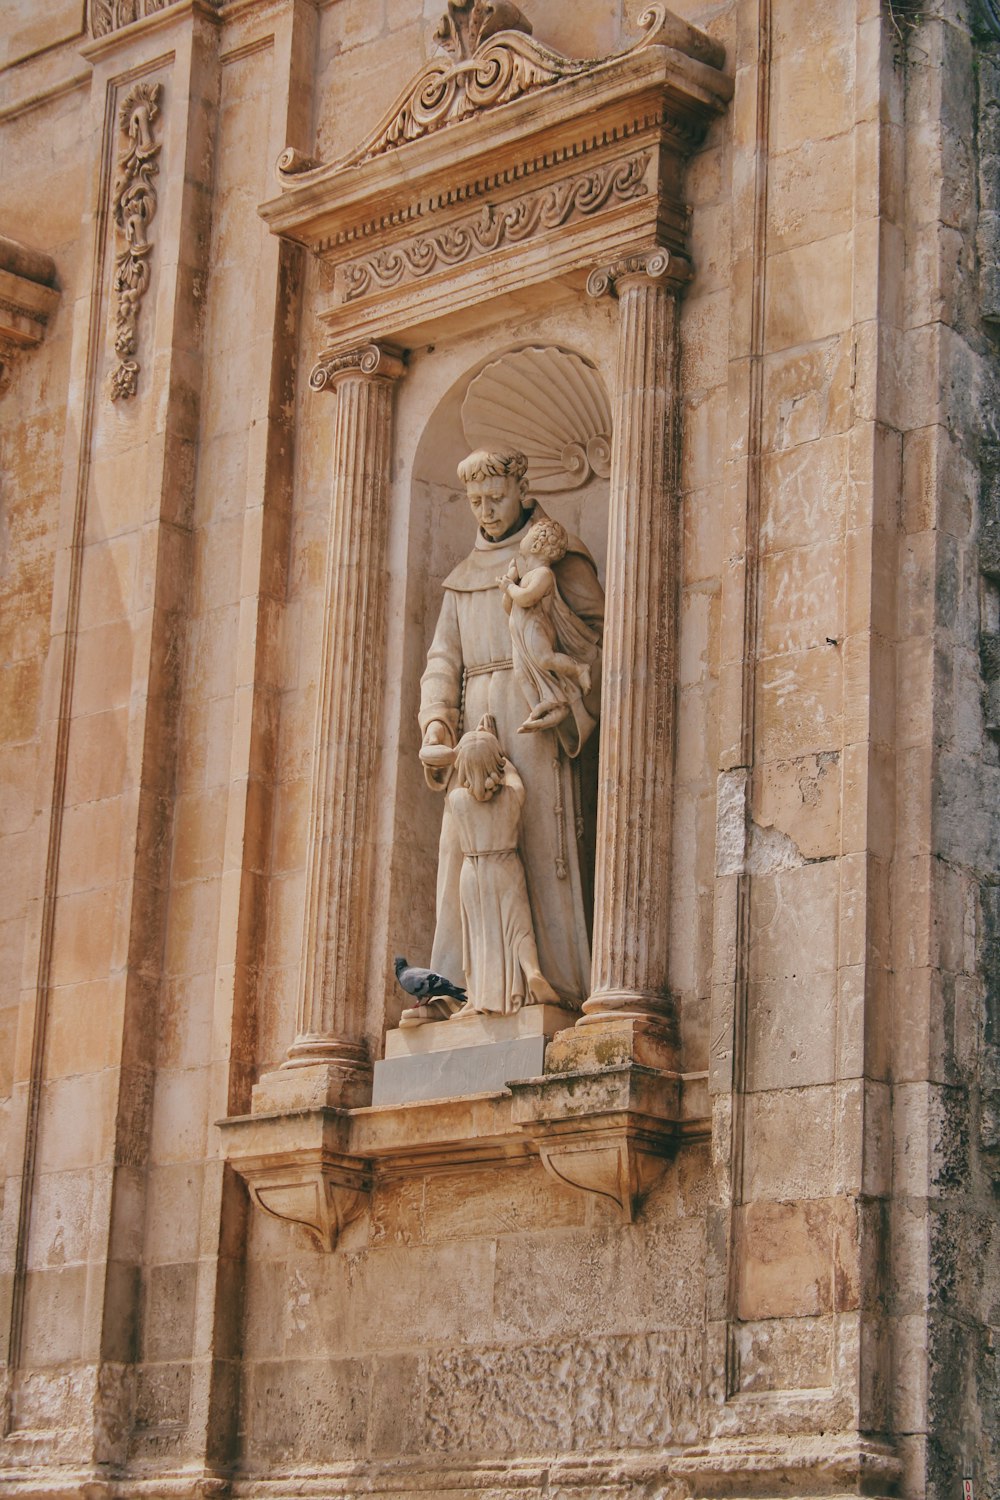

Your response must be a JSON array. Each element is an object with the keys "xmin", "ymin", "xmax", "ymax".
[{"xmin": 0, "ymin": 0, "xmax": 997, "ymax": 1495}]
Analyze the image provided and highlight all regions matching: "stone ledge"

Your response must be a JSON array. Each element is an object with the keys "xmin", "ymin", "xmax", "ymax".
[
  {"xmin": 0, "ymin": 235, "xmax": 59, "ymax": 390},
  {"xmin": 220, "ymin": 1045, "xmax": 710, "ymax": 1247},
  {"xmin": 669, "ymin": 1435, "xmax": 902, "ymax": 1500}
]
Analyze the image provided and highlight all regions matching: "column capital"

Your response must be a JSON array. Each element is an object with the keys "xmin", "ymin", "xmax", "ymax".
[
  {"xmin": 309, "ymin": 340, "xmax": 406, "ymax": 392},
  {"xmin": 586, "ymin": 247, "xmax": 691, "ymax": 300}
]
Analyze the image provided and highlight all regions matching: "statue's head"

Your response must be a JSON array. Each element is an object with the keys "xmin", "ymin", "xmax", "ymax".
[
  {"xmin": 454, "ymin": 719, "xmax": 506, "ymax": 802},
  {"xmin": 457, "ymin": 448, "xmax": 529, "ymax": 541},
  {"xmin": 520, "ymin": 517, "xmax": 567, "ymax": 566}
]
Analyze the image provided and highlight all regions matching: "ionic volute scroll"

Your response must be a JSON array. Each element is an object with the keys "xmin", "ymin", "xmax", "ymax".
[
  {"xmin": 309, "ymin": 341, "xmax": 407, "ymax": 393},
  {"xmin": 586, "ymin": 246, "xmax": 693, "ymax": 302}
]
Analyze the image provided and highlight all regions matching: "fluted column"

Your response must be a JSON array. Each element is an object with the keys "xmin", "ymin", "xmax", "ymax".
[
  {"xmin": 283, "ymin": 341, "xmax": 405, "ymax": 1101},
  {"xmin": 581, "ymin": 249, "xmax": 687, "ymax": 1027}
]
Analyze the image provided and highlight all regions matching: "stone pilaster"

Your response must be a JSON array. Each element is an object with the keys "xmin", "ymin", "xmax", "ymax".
[
  {"xmin": 581, "ymin": 249, "xmax": 688, "ymax": 1032},
  {"xmin": 264, "ymin": 342, "xmax": 404, "ymax": 1110}
]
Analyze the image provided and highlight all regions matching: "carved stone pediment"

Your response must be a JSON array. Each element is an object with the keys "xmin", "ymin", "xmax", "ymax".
[{"xmin": 259, "ymin": 4, "xmax": 732, "ymax": 355}]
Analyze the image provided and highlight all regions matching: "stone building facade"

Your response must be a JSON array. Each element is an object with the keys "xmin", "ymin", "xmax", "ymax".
[{"xmin": 1, "ymin": 0, "xmax": 999, "ymax": 1496}]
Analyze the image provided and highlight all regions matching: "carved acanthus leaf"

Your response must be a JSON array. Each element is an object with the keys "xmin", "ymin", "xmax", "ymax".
[
  {"xmin": 89, "ymin": 0, "xmax": 173, "ymax": 38},
  {"xmin": 279, "ymin": 5, "xmax": 676, "ymax": 178},
  {"xmin": 108, "ymin": 81, "xmax": 162, "ymax": 401},
  {"xmin": 435, "ymin": 0, "xmax": 533, "ymax": 59},
  {"xmin": 340, "ymin": 151, "xmax": 650, "ymax": 302}
]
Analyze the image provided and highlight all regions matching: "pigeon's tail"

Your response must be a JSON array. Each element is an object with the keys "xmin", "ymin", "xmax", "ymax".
[{"xmin": 433, "ymin": 977, "xmax": 467, "ymax": 1002}]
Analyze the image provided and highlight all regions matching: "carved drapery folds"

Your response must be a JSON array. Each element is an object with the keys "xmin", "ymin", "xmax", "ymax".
[
  {"xmin": 582, "ymin": 248, "xmax": 689, "ymax": 1028},
  {"xmin": 109, "ymin": 82, "xmax": 161, "ymax": 400},
  {"xmin": 284, "ymin": 341, "xmax": 406, "ymax": 1101}
]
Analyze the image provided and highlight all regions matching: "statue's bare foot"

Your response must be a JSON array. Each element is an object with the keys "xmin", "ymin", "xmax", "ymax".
[
  {"xmin": 399, "ymin": 996, "xmax": 459, "ymax": 1027},
  {"xmin": 526, "ymin": 972, "xmax": 559, "ymax": 1005}
]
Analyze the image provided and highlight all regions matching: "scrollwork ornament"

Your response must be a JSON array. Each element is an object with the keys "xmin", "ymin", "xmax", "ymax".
[
  {"xmin": 587, "ymin": 247, "xmax": 691, "ymax": 300},
  {"xmin": 108, "ymin": 81, "xmax": 161, "ymax": 401},
  {"xmin": 340, "ymin": 153, "xmax": 650, "ymax": 302},
  {"xmin": 276, "ymin": 4, "xmax": 686, "ymax": 180},
  {"xmin": 309, "ymin": 342, "xmax": 407, "ymax": 393}
]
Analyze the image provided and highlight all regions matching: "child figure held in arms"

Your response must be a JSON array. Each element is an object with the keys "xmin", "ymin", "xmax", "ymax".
[{"xmin": 499, "ymin": 517, "xmax": 596, "ymax": 734}]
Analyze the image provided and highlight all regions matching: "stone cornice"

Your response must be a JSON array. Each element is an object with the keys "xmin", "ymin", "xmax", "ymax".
[
  {"xmin": 81, "ymin": 0, "xmax": 221, "ymax": 58},
  {"xmin": 277, "ymin": 3, "xmax": 725, "ymax": 178},
  {"xmin": 258, "ymin": 11, "xmax": 731, "ymax": 351},
  {"xmin": 0, "ymin": 237, "xmax": 60, "ymax": 391}
]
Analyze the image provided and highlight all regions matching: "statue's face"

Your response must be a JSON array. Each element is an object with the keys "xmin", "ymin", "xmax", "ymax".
[{"xmin": 465, "ymin": 473, "xmax": 523, "ymax": 540}]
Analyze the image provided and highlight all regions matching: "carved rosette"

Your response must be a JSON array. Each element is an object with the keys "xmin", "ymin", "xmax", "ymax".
[
  {"xmin": 109, "ymin": 81, "xmax": 162, "ymax": 400},
  {"xmin": 288, "ymin": 342, "xmax": 406, "ymax": 1102},
  {"xmin": 582, "ymin": 248, "xmax": 685, "ymax": 1027}
]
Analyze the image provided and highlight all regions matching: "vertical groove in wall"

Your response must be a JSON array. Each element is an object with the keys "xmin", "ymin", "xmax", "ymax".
[
  {"xmin": 3, "ymin": 77, "xmax": 118, "ymax": 1393},
  {"xmin": 724, "ymin": 0, "xmax": 772, "ymax": 1397}
]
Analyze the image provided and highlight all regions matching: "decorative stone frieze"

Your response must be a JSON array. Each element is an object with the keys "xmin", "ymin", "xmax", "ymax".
[
  {"xmin": 339, "ymin": 151, "xmax": 651, "ymax": 303},
  {"xmin": 259, "ymin": 8, "xmax": 731, "ymax": 352},
  {"xmin": 581, "ymin": 247, "xmax": 686, "ymax": 1030},
  {"xmin": 277, "ymin": 4, "xmax": 720, "ymax": 178},
  {"xmin": 89, "ymin": 0, "xmax": 178, "ymax": 38},
  {"xmin": 0, "ymin": 235, "xmax": 59, "ymax": 393},
  {"xmin": 108, "ymin": 81, "xmax": 162, "ymax": 400}
]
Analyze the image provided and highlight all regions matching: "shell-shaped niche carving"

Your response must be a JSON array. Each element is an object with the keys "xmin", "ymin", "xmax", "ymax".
[{"xmin": 461, "ymin": 347, "xmax": 613, "ymax": 493}]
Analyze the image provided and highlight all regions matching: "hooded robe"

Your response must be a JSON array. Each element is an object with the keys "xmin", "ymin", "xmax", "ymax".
[{"xmin": 419, "ymin": 505, "xmax": 604, "ymax": 1004}]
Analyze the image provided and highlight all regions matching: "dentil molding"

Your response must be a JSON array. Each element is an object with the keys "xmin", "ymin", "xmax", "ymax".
[{"xmin": 259, "ymin": 2, "xmax": 732, "ymax": 353}]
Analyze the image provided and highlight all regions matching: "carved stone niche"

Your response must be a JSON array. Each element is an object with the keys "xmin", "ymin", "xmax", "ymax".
[
  {"xmin": 0, "ymin": 235, "xmax": 59, "ymax": 393},
  {"xmin": 219, "ymin": 5, "xmax": 731, "ymax": 1248}
]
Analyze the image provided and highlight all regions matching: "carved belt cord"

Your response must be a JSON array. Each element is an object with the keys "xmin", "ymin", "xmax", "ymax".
[{"xmin": 458, "ymin": 657, "xmax": 513, "ymax": 732}]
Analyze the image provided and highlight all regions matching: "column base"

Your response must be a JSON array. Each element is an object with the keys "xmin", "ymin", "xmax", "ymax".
[
  {"xmin": 254, "ymin": 1036, "xmax": 372, "ymax": 1112},
  {"xmin": 578, "ymin": 993, "xmax": 679, "ymax": 1048}
]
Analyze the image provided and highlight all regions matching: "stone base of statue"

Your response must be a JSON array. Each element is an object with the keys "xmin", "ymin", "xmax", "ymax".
[{"xmin": 372, "ymin": 1003, "xmax": 578, "ymax": 1106}]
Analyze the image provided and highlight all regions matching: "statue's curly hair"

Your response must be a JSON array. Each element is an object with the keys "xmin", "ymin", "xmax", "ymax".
[
  {"xmin": 454, "ymin": 728, "xmax": 506, "ymax": 801},
  {"xmin": 457, "ymin": 449, "xmax": 529, "ymax": 487},
  {"xmin": 523, "ymin": 517, "xmax": 568, "ymax": 562}
]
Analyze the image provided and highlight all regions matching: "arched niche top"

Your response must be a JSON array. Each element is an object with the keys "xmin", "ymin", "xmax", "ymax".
[
  {"xmin": 462, "ymin": 345, "xmax": 612, "ymax": 494},
  {"xmin": 258, "ymin": 3, "xmax": 732, "ymax": 360}
]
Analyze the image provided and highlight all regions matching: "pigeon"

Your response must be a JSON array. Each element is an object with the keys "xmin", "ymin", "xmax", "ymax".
[{"xmin": 393, "ymin": 956, "xmax": 467, "ymax": 1003}]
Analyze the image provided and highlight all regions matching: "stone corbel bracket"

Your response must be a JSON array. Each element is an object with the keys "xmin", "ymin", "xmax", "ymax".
[
  {"xmin": 220, "ymin": 1046, "xmax": 708, "ymax": 1246},
  {"xmin": 0, "ymin": 235, "xmax": 59, "ymax": 393},
  {"xmin": 258, "ymin": 5, "xmax": 732, "ymax": 352},
  {"xmin": 220, "ymin": 1108, "xmax": 371, "ymax": 1252},
  {"xmin": 511, "ymin": 1064, "xmax": 687, "ymax": 1221}
]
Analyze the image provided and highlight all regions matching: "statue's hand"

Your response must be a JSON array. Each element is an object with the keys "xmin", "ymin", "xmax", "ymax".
[{"xmin": 422, "ymin": 720, "xmax": 452, "ymax": 750}]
